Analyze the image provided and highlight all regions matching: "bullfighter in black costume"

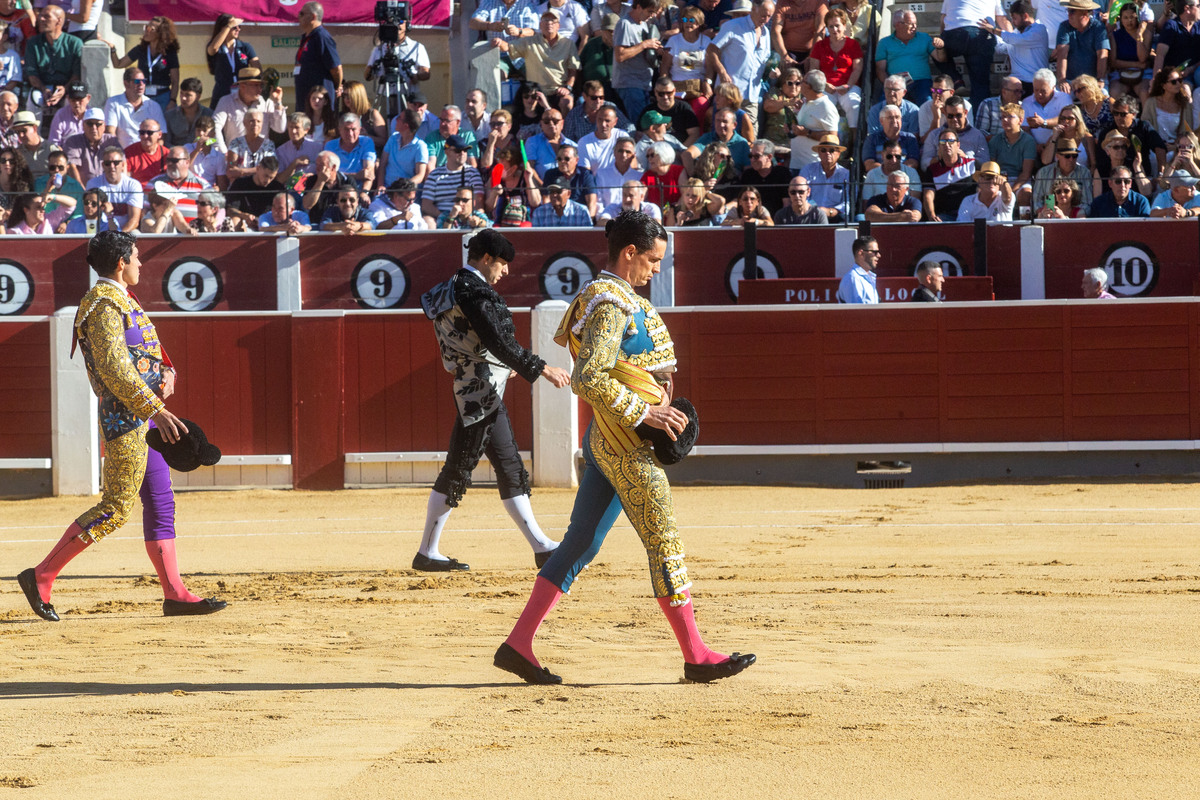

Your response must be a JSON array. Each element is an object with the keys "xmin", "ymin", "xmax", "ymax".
[{"xmin": 415, "ymin": 229, "xmax": 572, "ymax": 572}]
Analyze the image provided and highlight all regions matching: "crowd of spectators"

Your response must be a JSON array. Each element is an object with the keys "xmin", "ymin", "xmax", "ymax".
[{"xmin": 4, "ymin": 0, "xmax": 1200, "ymax": 235}]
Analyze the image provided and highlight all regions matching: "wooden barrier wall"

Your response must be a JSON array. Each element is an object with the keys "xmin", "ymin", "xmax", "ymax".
[
  {"xmin": 2, "ymin": 224, "xmax": 1199, "ymax": 319},
  {"xmin": 5, "ymin": 302, "xmax": 1199, "ymax": 487},
  {"xmin": 665, "ymin": 302, "xmax": 1200, "ymax": 446},
  {"xmin": 0, "ymin": 318, "xmax": 51, "ymax": 459}
]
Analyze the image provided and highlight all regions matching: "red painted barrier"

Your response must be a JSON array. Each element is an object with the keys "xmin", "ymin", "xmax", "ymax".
[
  {"xmin": 737, "ymin": 276, "xmax": 995, "ymax": 303},
  {"xmin": 299, "ymin": 230, "xmax": 612, "ymax": 311},
  {"xmin": 872, "ymin": 222, "xmax": 980, "ymax": 281},
  {"xmin": 0, "ymin": 235, "xmax": 280, "ymax": 318},
  {"xmin": 0, "ymin": 319, "xmax": 51, "ymax": 458},
  {"xmin": 341, "ymin": 312, "xmax": 533, "ymax": 455},
  {"xmin": 1040, "ymin": 220, "xmax": 1200, "ymax": 299},
  {"xmin": 671, "ymin": 226, "xmax": 840, "ymax": 304},
  {"xmin": 665, "ymin": 302, "xmax": 1200, "ymax": 447},
  {"xmin": 153, "ymin": 314, "xmax": 293, "ymax": 459}
]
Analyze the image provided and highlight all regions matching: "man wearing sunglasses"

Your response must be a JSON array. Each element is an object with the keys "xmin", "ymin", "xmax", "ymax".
[
  {"xmin": 774, "ymin": 175, "xmax": 828, "ymax": 224},
  {"xmin": 1087, "ymin": 164, "xmax": 1150, "ymax": 217},
  {"xmin": 104, "ymin": 67, "xmax": 166, "ymax": 149},
  {"xmin": 64, "ymin": 106, "xmax": 118, "ymax": 186},
  {"xmin": 84, "ymin": 145, "xmax": 142, "ymax": 231},
  {"xmin": 919, "ymin": 94, "xmax": 989, "ymax": 170},
  {"xmin": 147, "ymin": 145, "xmax": 208, "ymax": 224},
  {"xmin": 124, "ymin": 118, "xmax": 167, "ymax": 185},
  {"xmin": 635, "ymin": 77, "xmax": 700, "ymax": 145},
  {"xmin": 541, "ymin": 143, "xmax": 599, "ymax": 216},
  {"xmin": 1031, "ymin": 136, "xmax": 1094, "ymax": 207},
  {"xmin": 1095, "ymin": 96, "xmax": 1165, "ymax": 180},
  {"xmin": 320, "ymin": 183, "xmax": 374, "ymax": 234},
  {"xmin": 837, "ymin": 235, "xmax": 881, "ymax": 305}
]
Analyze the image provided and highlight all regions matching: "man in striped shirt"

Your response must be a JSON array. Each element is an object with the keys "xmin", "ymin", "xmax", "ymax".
[
  {"xmin": 531, "ymin": 176, "xmax": 593, "ymax": 226},
  {"xmin": 147, "ymin": 146, "xmax": 209, "ymax": 224},
  {"xmin": 420, "ymin": 134, "xmax": 485, "ymax": 224}
]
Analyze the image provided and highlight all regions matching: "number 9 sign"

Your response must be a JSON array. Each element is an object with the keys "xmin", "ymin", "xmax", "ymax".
[
  {"xmin": 162, "ymin": 258, "xmax": 223, "ymax": 312},
  {"xmin": 539, "ymin": 252, "xmax": 596, "ymax": 301},
  {"xmin": 351, "ymin": 255, "xmax": 411, "ymax": 309},
  {"xmin": 0, "ymin": 259, "xmax": 34, "ymax": 315}
]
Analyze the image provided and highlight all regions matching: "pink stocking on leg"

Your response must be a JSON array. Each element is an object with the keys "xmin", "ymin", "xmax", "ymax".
[
  {"xmin": 145, "ymin": 539, "xmax": 202, "ymax": 603},
  {"xmin": 657, "ymin": 591, "xmax": 727, "ymax": 666},
  {"xmin": 33, "ymin": 522, "xmax": 91, "ymax": 601},
  {"xmin": 505, "ymin": 576, "xmax": 563, "ymax": 667}
]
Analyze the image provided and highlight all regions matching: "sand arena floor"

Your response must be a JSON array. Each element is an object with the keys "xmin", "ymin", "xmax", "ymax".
[{"xmin": 1, "ymin": 482, "xmax": 1198, "ymax": 798}]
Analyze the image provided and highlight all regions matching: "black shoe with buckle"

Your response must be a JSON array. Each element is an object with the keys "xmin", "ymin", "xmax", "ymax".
[
  {"xmin": 163, "ymin": 597, "xmax": 228, "ymax": 616},
  {"xmin": 683, "ymin": 652, "xmax": 756, "ymax": 683},
  {"xmin": 494, "ymin": 642, "xmax": 562, "ymax": 685},
  {"xmin": 412, "ymin": 553, "xmax": 470, "ymax": 572},
  {"xmin": 17, "ymin": 568, "xmax": 59, "ymax": 622}
]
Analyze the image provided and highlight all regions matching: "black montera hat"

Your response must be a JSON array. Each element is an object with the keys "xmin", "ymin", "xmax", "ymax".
[
  {"xmin": 146, "ymin": 419, "xmax": 222, "ymax": 472},
  {"xmin": 636, "ymin": 398, "xmax": 699, "ymax": 466}
]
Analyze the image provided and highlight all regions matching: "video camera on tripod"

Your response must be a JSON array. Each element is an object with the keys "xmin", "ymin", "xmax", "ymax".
[{"xmin": 370, "ymin": 0, "xmax": 418, "ymax": 117}]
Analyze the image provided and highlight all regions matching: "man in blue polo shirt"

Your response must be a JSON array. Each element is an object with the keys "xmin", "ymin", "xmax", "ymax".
[
  {"xmin": 324, "ymin": 112, "xmax": 377, "ymax": 193},
  {"xmin": 380, "ymin": 107, "xmax": 430, "ymax": 186},
  {"xmin": 1053, "ymin": 0, "xmax": 1108, "ymax": 90}
]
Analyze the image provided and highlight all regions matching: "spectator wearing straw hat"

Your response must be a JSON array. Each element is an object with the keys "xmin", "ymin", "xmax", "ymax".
[
  {"xmin": 12, "ymin": 109, "xmax": 53, "ymax": 179},
  {"xmin": 956, "ymin": 160, "xmax": 1015, "ymax": 220},
  {"xmin": 1053, "ymin": 0, "xmax": 1109, "ymax": 90},
  {"xmin": 210, "ymin": 66, "xmax": 287, "ymax": 152},
  {"xmin": 798, "ymin": 132, "xmax": 848, "ymax": 223},
  {"xmin": 1031, "ymin": 135, "xmax": 1093, "ymax": 207}
]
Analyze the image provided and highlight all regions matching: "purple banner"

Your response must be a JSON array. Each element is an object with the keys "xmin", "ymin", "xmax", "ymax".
[{"xmin": 126, "ymin": 0, "xmax": 451, "ymax": 28}]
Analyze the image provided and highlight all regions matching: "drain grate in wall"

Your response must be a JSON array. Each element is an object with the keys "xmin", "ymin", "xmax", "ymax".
[{"xmin": 863, "ymin": 477, "xmax": 906, "ymax": 489}]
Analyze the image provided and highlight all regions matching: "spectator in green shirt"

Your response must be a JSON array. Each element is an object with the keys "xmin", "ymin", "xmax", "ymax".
[
  {"xmin": 577, "ymin": 12, "xmax": 617, "ymax": 101},
  {"xmin": 25, "ymin": 5, "xmax": 81, "ymax": 132}
]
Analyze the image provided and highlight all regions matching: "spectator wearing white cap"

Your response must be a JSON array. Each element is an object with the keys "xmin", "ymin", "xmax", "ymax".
[
  {"xmin": 13, "ymin": 110, "xmax": 53, "ymax": 179},
  {"xmin": 63, "ymin": 106, "xmax": 118, "ymax": 186}
]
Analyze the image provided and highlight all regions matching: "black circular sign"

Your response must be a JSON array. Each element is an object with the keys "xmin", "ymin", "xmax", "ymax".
[
  {"xmin": 724, "ymin": 250, "xmax": 782, "ymax": 300},
  {"xmin": 911, "ymin": 246, "xmax": 966, "ymax": 277},
  {"xmin": 161, "ymin": 257, "xmax": 224, "ymax": 312},
  {"xmin": 0, "ymin": 259, "xmax": 34, "ymax": 315},
  {"xmin": 1099, "ymin": 241, "xmax": 1159, "ymax": 297},
  {"xmin": 539, "ymin": 251, "xmax": 597, "ymax": 301},
  {"xmin": 350, "ymin": 255, "xmax": 411, "ymax": 309}
]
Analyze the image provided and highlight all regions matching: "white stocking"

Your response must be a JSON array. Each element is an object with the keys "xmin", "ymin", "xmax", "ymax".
[
  {"xmin": 503, "ymin": 494, "xmax": 557, "ymax": 553},
  {"xmin": 419, "ymin": 490, "xmax": 454, "ymax": 560}
]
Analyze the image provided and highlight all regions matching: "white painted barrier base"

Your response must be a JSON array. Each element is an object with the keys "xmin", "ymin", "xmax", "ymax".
[{"xmin": 344, "ymin": 451, "xmax": 532, "ymax": 488}]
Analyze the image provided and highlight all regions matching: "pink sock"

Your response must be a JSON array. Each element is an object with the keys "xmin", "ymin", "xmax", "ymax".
[
  {"xmin": 145, "ymin": 539, "xmax": 202, "ymax": 603},
  {"xmin": 34, "ymin": 522, "xmax": 91, "ymax": 601},
  {"xmin": 505, "ymin": 576, "xmax": 563, "ymax": 667},
  {"xmin": 657, "ymin": 591, "xmax": 727, "ymax": 665}
]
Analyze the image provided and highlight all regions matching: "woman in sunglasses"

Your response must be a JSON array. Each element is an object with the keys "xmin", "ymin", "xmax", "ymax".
[
  {"xmin": 1141, "ymin": 68, "xmax": 1192, "ymax": 156},
  {"xmin": 761, "ymin": 67, "xmax": 803, "ymax": 153}
]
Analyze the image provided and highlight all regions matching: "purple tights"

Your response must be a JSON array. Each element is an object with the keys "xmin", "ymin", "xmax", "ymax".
[{"xmin": 140, "ymin": 424, "xmax": 176, "ymax": 542}]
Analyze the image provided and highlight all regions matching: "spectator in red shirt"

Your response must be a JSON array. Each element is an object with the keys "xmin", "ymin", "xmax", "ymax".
[
  {"xmin": 807, "ymin": 9, "xmax": 862, "ymax": 142},
  {"xmin": 124, "ymin": 117, "xmax": 167, "ymax": 185}
]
